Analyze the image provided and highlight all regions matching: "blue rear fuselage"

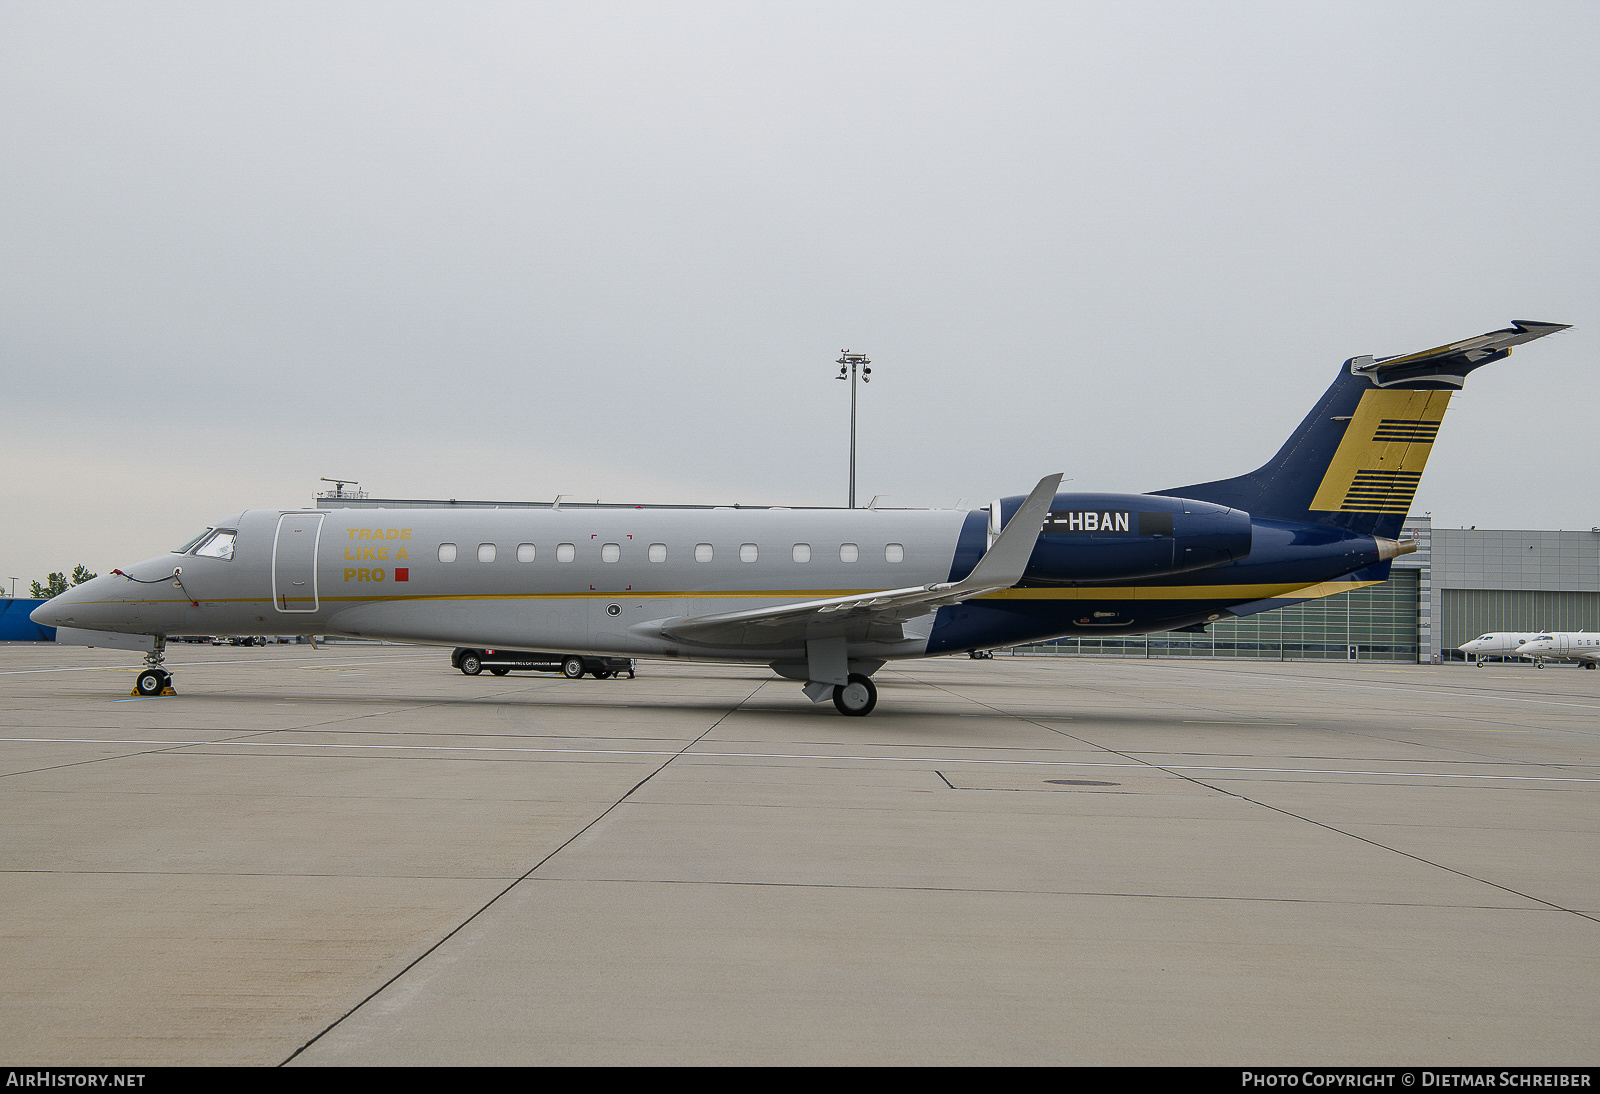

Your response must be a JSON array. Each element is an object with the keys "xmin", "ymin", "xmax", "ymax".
[{"xmin": 926, "ymin": 494, "xmax": 1390, "ymax": 653}]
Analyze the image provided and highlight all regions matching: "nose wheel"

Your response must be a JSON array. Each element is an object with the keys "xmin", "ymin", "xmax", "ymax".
[
  {"xmin": 134, "ymin": 669, "xmax": 173, "ymax": 696},
  {"xmin": 131, "ymin": 638, "xmax": 175, "ymax": 696}
]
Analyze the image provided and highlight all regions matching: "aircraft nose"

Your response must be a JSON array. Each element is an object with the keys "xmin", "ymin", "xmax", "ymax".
[
  {"xmin": 29, "ymin": 589, "xmax": 80, "ymax": 629},
  {"xmin": 28, "ymin": 573, "xmax": 117, "ymax": 629}
]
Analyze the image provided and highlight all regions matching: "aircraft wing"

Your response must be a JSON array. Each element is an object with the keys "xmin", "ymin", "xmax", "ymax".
[
  {"xmin": 657, "ymin": 473, "xmax": 1063, "ymax": 647},
  {"xmin": 1350, "ymin": 320, "xmax": 1570, "ymax": 388}
]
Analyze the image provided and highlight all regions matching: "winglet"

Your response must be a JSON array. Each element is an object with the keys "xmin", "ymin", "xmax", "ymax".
[{"xmin": 959, "ymin": 473, "xmax": 1062, "ymax": 591}]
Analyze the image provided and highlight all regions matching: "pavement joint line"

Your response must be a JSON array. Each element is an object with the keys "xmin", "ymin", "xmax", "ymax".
[
  {"xmin": 277, "ymin": 675, "xmax": 772, "ymax": 1066},
  {"xmin": 1137, "ymin": 663, "xmax": 1600, "ymax": 711},
  {"xmin": 1174, "ymin": 771, "xmax": 1600, "ymax": 927},
  {"xmin": 0, "ymin": 866, "xmax": 1574, "ymax": 912},
  {"xmin": 906, "ymin": 672, "xmax": 1600, "ymax": 926},
  {"xmin": 3, "ymin": 737, "xmax": 1597, "ymax": 782},
  {"xmin": 519, "ymin": 875, "xmax": 1587, "ymax": 909}
]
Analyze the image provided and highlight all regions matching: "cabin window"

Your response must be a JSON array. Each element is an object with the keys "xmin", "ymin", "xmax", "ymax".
[
  {"xmin": 885, "ymin": 543, "xmax": 904, "ymax": 563},
  {"xmin": 792, "ymin": 543, "xmax": 810, "ymax": 563},
  {"xmin": 193, "ymin": 529, "xmax": 237, "ymax": 561},
  {"xmin": 556, "ymin": 543, "xmax": 575, "ymax": 563},
  {"xmin": 601, "ymin": 543, "xmax": 621, "ymax": 563},
  {"xmin": 438, "ymin": 543, "xmax": 457, "ymax": 563},
  {"xmin": 695, "ymin": 543, "xmax": 714, "ymax": 563},
  {"xmin": 517, "ymin": 543, "xmax": 536, "ymax": 563},
  {"xmin": 477, "ymin": 543, "xmax": 496, "ymax": 563},
  {"xmin": 648, "ymin": 543, "xmax": 667, "ymax": 563},
  {"xmin": 740, "ymin": 543, "xmax": 758, "ymax": 563},
  {"xmin": 839, "ymin": 543, "xmax": 858, "ymax": 563}
]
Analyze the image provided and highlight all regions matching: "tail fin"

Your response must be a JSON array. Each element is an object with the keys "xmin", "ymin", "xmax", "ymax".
[{"xmin": 1154, "ymin": 321, "xmax": 1570, "ymax": 538}]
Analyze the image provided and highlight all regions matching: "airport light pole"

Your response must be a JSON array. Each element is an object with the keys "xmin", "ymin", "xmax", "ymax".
[{"xmin": 835, "ymin": 351, "xmax": 872, "ymax": 508}]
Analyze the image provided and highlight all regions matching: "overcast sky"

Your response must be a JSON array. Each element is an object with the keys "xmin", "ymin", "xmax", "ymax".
[{"xmin": 3, "ymin": 0, "xmax": 1596, "ymax": 587}]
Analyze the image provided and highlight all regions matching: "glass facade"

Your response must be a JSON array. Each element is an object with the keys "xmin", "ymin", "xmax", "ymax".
[
  {"xmin": 1439, "ymin": 589, "xmax": 1600, "ymax": 656},
  {"xmin": 1014, "ymin": 570, "xmax": 1421, "ymax": 662}
]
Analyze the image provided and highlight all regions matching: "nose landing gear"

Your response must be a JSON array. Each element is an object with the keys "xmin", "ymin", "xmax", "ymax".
[{"xmin": 131, "ymin": 637, "xmax": 176, "ymax": 696}]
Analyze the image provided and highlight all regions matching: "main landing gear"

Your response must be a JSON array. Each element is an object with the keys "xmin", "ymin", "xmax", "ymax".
[
  {"xmin": 832, "ymin": 674, "xmax": 877, "ymax": 717},
  {"xmin": 132, "ymin": 637, "xmax": 175, "ymax": 697}
]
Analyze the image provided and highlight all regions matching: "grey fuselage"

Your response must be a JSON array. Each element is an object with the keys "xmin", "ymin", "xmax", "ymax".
[{"xmin": 51, "ymin": 506, "xmax": 971, "ymax": 664}]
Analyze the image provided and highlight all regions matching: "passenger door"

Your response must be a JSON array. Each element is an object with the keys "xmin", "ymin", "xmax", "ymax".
[{"xmin": 273, "ymin": 513, "xmax": 324, "ymax": 613}]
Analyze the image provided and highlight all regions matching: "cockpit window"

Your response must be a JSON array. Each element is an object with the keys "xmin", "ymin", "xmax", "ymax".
[
  {"xmin": 173, "ymin": 529, "xmax": 214, "ymax": 554},
  {"xmin": 1534, "ymin": 635, "xmax": 1553, "ymax": 642},
  {"xmin": 192, "ymin": 529, "xmax": 237, "ymax": 561}
]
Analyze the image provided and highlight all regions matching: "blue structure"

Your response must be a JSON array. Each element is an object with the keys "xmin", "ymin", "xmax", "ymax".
[{"xmin": 0, "ymin": 599, "xmax": 55, "ymax": 641}]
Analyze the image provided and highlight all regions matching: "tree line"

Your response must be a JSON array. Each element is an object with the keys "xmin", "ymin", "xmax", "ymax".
[{"xmin": 27, "ymin": 566, "xmax": 97, "ymax": 599}]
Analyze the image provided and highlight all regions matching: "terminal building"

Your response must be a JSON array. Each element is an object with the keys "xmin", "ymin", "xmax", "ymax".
[{"xmin": 316, "ymin": 493, "xmax": 1600, "ymax": 665}]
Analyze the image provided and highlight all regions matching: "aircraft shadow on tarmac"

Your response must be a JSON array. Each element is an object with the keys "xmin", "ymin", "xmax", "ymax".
[{"xmin": 125, "ymin": 681, "xmax": 1337, "ymax": 734}]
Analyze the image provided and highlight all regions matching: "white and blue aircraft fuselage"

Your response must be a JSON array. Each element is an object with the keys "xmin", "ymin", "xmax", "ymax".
[{"xmin": 32, "ymin": 320, "xmax": 1571, "ymax": 714}]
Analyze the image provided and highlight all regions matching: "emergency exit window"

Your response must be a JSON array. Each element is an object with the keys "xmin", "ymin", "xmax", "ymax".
[
  {"xmin": 438, "ymin": 543, "xmax": 457, "ymax": 563},
  {"xmin": 601, "ymin": 543, "xmax": 621, "ymax": 563}
]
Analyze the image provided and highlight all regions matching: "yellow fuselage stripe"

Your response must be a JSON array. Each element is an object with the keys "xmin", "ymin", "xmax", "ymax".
[{"xmin": 69, "ymin": 578, "xmax": 1380, "ymax": 609}]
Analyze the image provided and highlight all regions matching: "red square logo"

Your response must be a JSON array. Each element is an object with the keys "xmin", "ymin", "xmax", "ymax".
[{"xmin": 394, "ymin": 568, "xmax": 409, "ymax": 582}]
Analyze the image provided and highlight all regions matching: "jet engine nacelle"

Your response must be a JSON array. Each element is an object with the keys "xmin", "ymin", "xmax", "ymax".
[{"xmin": 995, "ymin": 492, "xmax": 1253, "ymax": 584}]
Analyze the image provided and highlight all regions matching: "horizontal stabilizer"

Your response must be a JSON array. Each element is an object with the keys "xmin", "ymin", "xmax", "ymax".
[{"xmin": 1350, "ymin": 320, "xmax": 1570, "ymax": 388}]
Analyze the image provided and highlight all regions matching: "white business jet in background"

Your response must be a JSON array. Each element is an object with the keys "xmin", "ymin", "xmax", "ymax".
[
  {"xmin": 1514, "ymin": 632, "xmax": 1600, "ymax": 669},
  {"xmin": 1457, "ymin": 632, "xmax": 1543, "ymax": 666}
]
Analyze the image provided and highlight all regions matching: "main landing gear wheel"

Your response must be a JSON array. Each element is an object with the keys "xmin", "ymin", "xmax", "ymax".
[
  {"xmin": 561, "ymin": 657, "xmax": 585, "ymax": 679},
  {"xmin": 134, "ymin": 669, "xmax": 171, "ymax": 696},
  {"xmin": 489, "ymin": 666, "xmax": 510, "ymax": 676},
  {"xmin": 459, "ymin": 654, "xmax": 483, "ymax": 676},
  {"xmin": 1585, "ymin": 662, "xmax": 1596, "ymax": 669},
  {"xmin": 832, "ymin": 673, "xmax": 877, "ymax": 717}
]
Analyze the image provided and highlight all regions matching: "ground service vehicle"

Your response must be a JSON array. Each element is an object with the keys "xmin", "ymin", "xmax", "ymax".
[{"xmin": 451, "ymin": 648, "xmax": 637, "ymax": 679}]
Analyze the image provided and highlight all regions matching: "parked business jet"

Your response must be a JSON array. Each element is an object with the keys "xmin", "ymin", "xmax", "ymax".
[
  {"xmin": 1457, "ymin": 632, "xmax": 1543, "ymax": 665},
  {"xmin": 1514, "ymin": 632, "xmax": 1600, "ymax": 669},
  {"xmin": 33, "ymin": 320, "xmax": 1569, "ymax": 715}
]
